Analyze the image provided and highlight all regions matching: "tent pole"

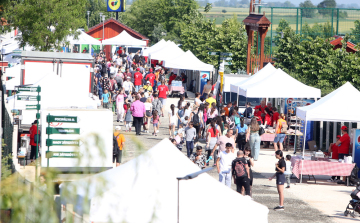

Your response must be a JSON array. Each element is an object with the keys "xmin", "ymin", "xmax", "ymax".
[
  {"xmin": 300, "ymin": 120, "xmax": 307, "ymax": 183},
  {"xmin": 320, "ymin": 121, "xmax": 323, "ymax": 150},
  {"xmin": 333, "ymin": 122, "xmax": 337, "ymax": 143},
  {"xmin": 326, "ymin": 121, "xmax": 330, "ymax": 150},
  {"xmin": 177, "ymin": 179, "xmax": 180, "ymax": 223},
  {"xmin": 294, "ymin": 115, "xmax": 297, "ymax": 153}
]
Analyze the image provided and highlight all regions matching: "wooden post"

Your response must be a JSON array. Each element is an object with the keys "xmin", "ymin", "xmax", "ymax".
[
  {"xmin": 259, "ymin": 27, "xmax": 268, "ymax": 70},
  {"xmin": 246, "ymin": 26, "xmax": 252, "ymax": 74}
]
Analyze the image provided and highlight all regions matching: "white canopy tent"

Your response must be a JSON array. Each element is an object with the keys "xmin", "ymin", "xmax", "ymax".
[
  {"xmin": 230, "ymin": 63, "xmax": 277, "ymax": 94},
  {"xmin": 297, "ymin": 82, "xmax": 360, "ymax": 122},
  {"xmin": 238, "ymin": 68, "xmax": 321, "ymax": 98},
  {"xmin": 6, "ymin": 73, "xmax": 99, "ymax": 124},
  {"xmin": 149, "ymin": 41, "xmax": 185, "ymax": 62},
  {"xmin": 165, "ymin": 50, "xmax": 214, "ymax": 71},
  {"xmin": 67, "ymin": 30, "xmax": 101, "ymax": 45},
  {"xmin": 142, "ymin": 39, "xmax": 168, "ymax": 57},
  {"xmin": 101, "ymin": 30, "xmax": 146, "ymax": 46},
  {"xmin": 62, "ymin": 139, "xmax": 269, "ymax": 223},
  {"xmin": 295, "ymin": 82, "xmax": 360, "ymax": 183}
]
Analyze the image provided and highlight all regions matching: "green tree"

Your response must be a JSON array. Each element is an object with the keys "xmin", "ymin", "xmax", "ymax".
[
  {"xmin": 222, "ymin": 9, "xmax": 227, "ymax": 13},
  {"xmin": 351, "ymin": 20, "xmax": 360, "ymax": 44},
  {"xmin": 121, "ymin": 0, "xmax": 199, "ymax": 42},
  {"xmin": 299, "ymin": 0, "xmax": 316, "ymax": 18},
  {"xmin": 275, "ymin": 19, "xmax": 291, "ymax": 46},
  {"xmin": 317, "ymin": 0, "xmax": 336, "ymax": 17},
  {"xmin": 4, "ymin": 0, "xmax": 87, "ymax": 51},
  {"xmin": 301, "ymin": 22, "xmax": 312, "ymax": 38},
  {"xmin": 85, "ymin": 0, "xmax": 118, "ymax": 28}
]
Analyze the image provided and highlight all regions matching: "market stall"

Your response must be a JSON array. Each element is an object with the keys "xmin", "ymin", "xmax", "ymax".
[
  {"xmin": 296, "ymin": 82, "xmax": 360, "ymax": 183},
  {"xmin": 61, "ymin": 139, "xmax": 269, "ymax": 223},
  {"xmin": 66, "ymin": 29, "xmax": 101, "ymax": 54},
  {"xmin": 164, "ymin": 50, "xmax": 214, "ymax": 72}
]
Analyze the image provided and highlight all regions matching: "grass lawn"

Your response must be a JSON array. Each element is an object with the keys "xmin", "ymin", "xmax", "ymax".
[{"xmin": 201, "ymin": 7, "xmax": 360, "ymax": 34}]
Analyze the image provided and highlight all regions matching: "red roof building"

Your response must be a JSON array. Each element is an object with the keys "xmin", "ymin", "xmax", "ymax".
[
  {"xmin": 86, "ymin": 18, "xmax": 149, "ymax": 59},
  {"xmin": 330, "ymin": 36, "xmax": 357, "ymax": 53}
]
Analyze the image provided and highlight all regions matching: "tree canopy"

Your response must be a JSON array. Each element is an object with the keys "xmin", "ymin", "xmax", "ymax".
[
  {"xmin": 4, "ymin": 0, "xmax": 87, "ymax": 51},
  {"xmin": 299, "ymin": 0, "xmax": 316, "ymax": 18}
]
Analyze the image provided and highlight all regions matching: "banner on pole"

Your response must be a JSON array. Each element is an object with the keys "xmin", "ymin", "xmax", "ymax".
[{"xmin": 107, "ymin": 0, "xmax": 126, "ymax": 12}]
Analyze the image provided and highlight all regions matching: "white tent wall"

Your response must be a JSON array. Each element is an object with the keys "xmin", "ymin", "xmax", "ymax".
[
  {"xmin": 61, "ymin": 139, "xmax": 269, "ymax": 223},
  {"xmin": 101, "ymin": 30, "xmax": 146, "ymax": 46},
  {"xmin": 142, "ymin": 39, "xmax": 167, "ymax": 57}
]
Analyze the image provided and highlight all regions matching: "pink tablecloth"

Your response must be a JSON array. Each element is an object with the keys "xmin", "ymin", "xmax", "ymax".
[
  {"xmin": 168, "ymin": 85, "xmax": 185, "ymax": 94},
  {"xmin": 291, "ymin": 158, "xmax": 355, "ymax": 179},
  {"xmin": 260, "ymin": 133, "xmax": 276, "ymax": 141}
]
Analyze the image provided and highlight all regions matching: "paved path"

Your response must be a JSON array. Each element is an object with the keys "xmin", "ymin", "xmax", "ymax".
[{"xmin": 113, "ymin": 91, "xmax": 353, "ymax": 223}]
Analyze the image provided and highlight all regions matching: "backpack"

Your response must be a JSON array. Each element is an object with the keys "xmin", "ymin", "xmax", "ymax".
[
  {"xmin": 226, "ymin": 116, "xmax": 235, "ymax": 129},
  {"xmin": 280, "ymin": 120, "xmax": 288, "ymax": 134},
  {"xmin": 192, "ymin": 111, "xmax": 200, "ymax": 127},
  {"xmin": 234, "ymin": 159, "xmax": 247, "ymax": 178},
  {"xmin": 113, "ymin": 134, "xmax": 120, "ymax": 156}
]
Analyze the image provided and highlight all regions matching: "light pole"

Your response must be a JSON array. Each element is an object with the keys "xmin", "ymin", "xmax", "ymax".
[
  {"xmin": 99, "ymin": 12, "xmax": 103, "ymax": 25},
  {"xmin": 87, "ymin": 11, "xmax": 90, "ymax": 27},
  {"xmin": 102, "ymin": 15, "xmax": 106, "ymax": 41},
  {"xmin": 177, "ymin": 167, "xmax": 213, "ymax": 223}
]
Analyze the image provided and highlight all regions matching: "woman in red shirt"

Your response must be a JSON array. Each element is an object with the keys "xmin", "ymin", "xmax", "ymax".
[
  {"xmin": 29, "ymin": 120, "xmax": 40, "ymax": 162},
  {"xmin": 206, "ymin": 120, "xmax": 219, "ymax": 165},
  {"xmin": 263, "ymin": 107, "xmax": 272, "ymax": 128}
]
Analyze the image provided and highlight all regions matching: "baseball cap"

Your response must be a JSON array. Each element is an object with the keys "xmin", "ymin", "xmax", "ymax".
[
  {"xmin": 149, "ymin": 68, "xmax": 153, "ymax": 72},
  {"xmin": 341, "ymin": 126, "xmax": 348, "ymax": 131},
  {"xmin": 146, "ymin": 81, "xmax": 150, "ymax": 84},
  {"xmin": 136, "ymin": 68, "xmax": 140, "ymax": 71},
  {"xmin": 336, "ymin": 135, "xmax": 341, "ymax": 138},
  {"xmin": 115, "ymin": 126, "xmax": 121, "ymax": 130}
]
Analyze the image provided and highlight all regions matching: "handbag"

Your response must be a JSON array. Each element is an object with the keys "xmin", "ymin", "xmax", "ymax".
[{"xmin": 259, "ymin": 127, "xmax": 265, "ymax": 136}]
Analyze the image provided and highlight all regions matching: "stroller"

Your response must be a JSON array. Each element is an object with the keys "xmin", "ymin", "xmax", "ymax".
[{"xmin": 344, "ymin": 165, "xmax": 360, "ymax": 218}]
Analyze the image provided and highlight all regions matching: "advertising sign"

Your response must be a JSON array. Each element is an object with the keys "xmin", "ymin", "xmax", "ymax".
[
  {"xmin": 352, "ymin": 129, "xmax": 360, "ymax": 178},
  {"xmin": 107, "ymin": 0, "xmax": 126, "ymax": 12},
  {"xmin": 41, "ymin": 109, "xmax": 113, "ymax": 172}
]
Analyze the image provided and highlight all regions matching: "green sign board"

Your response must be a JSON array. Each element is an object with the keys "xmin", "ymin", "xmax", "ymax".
[
  {"xmin": 17, "ymin": 95, "xmax": 41, "ymax": 101},
  {"xmin": 26, "ymin": 104, "xmax": 41, "ymax": 110},
  {"xmin": 208, "ymin": 52, "xmax": 220, "ymax": 56},
  {"xmin": 46, "ymin": 127, "xmax": 80, "ymax": 135},
  {"xmin": 224, "ymin": 62, "xmax": 232, "ymax": 65},
  {"xmin": 220, "ymin": 57, "xmax": 232, "ymax": 61},
  {"xmin": 17, "ymin": 86, "xmax": 41, "ymax": 93},
  {"xmin": 47, "ymin": 115, "xmax": 78, "ymax": 123},
  {"xmin": 46, "ymin": 139, "xmax": 80, "ymax": 146},
  {"xmin": 46, "ymin": 151, "xmax": 79, "ymax": 158}
]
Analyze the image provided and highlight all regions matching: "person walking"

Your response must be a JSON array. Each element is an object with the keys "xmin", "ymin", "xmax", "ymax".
[
  {"xmin": 190, "ymin": 146, "xmax": 206, "ymax": 169},
  {"xmin": 216, "ymin": 143, "xmax": 236, "ymax": 188},
  {"xmin": 201, "ymin": 79, "xmax": 212, "ymax": 100},
  {"xmin": 274, "ymin": 113, "xmax": 287, "ymax": 151},
  {"xmin": 113, "ymin": 126, "xmax": 125, "ymax": 167},
  {"xmin": 232, "ymin": 150, "xmax": 251, "ymax": 196},
  {"xmin": 152, "ymin": 93, "xmax": 163, "ymax": 118},
  {"xmin": 244, "ymin": 147, "xmax": 254, "ymax": 196},
  {"xmin": 152, "ymin": 110, "xmax": 160, "ymax": 136},
  {"xmin": 236, "ymin": 117, "xmax": 248, "ymax": 151},
  {"xmin": 210, "ymin": 129, "xmax": 235, "ymax": 166},
  {"xmin": 101, "ymin": 89, "xmax": 111, "ymax": 109},
  {"xmin": 144, "ymin": 97, "xmax": 153, "ymax": 133},
  {"xmin": 206, "ymin": 120, "xmax": 219, "ymax": 166},
  {"xmin": 247, "ymin": 117, "xmax": 261, "ymax": 161},
  {"xmin": 29, "ymin": 120, "xmax": 40, "ymax": 162},
  {"xmin": 158, "ymin": 81, "xmax": 169, "ymax": 117},
  {"xmin": 116, "ymin": 89, "xmax": 127, "ymax": 122},
  {"xmin": 185, "ymin": 121, "xmax": 197, "ymax": 158},
  {"xmin": 168, "ymin": 104, "xmax": 177, "ymax": 137},
  {"xmin": 130, "ymin": 95, "xmax": 146, "ymax": 135},
  {"xmin": 268, "ymin": 150, "xmax": 286, "ymax": 211},
  {"xmin": 134, "ymin": 68, "xmax": 143, "ymax": 92},
  {"xmin": 124, "ymin": 103, "xmax": 132, "ymax": 132}
]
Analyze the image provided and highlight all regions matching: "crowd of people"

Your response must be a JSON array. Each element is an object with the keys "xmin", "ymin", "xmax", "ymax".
[{"xmin": 104, "ymin": 48, "xmax": 302, "ymax": 211}]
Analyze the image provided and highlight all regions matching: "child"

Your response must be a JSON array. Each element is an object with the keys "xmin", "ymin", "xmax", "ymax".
[
  {"xmin": 112, "ymin": 90, "xmax": 119, "ymax": 114},
  {"xmin": 285, "ymin": 155, "xmax": 292, "ymax": 189},
  {"xmin": 178, "ymin": 123, "xmax": 185, "ymax": 140},
  {"xmin": 152, "ymin": 110, "xmax": 160, "ymax": 136},
  {"xmin": 223, "ymin": 123, "xmax": 229, "ymax": 136},
  {"xmin": 181, "ymin": 116, "xmax": 189, "ymax": 127},
  {"xmin": 124, "ymin": 103, "xmax": 132, "ymax": 132},
  {"xmin": 101, "ymin": 89, "xmax": 111, "ymax": 109}
]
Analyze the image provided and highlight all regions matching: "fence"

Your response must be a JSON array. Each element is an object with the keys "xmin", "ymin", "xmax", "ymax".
[
  {"xmin": 257, "ymin": 7, "xmax": 360, "ymax": 55},
  {"xmin": 1, "ymin": 79, "xmax": 15, "ymax": 175}
]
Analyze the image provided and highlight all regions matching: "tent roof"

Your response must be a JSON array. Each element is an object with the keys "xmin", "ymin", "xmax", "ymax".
[
  {"xmin": 62, "ymin": 139, "xmax": 268, "ymax": 223},
  {"xmin": 149, "ymin": 42, "xmax": 185, "ymax": 61},
  {"xmin": 230, "ymin": 63, "xmax": 276, "ymax": 94},
  {"xmin": 101, "ymin": 30, "xmax": 146, "ymax": 46},
  {"xmin": 296, "ymin": 82, "xmax": 360, "ymax": 122},
  {"xmin": 165, "ymin": 50, "xmax": 214, "ymax": 71},
  {"xmin": 142, "ymin": 39, "xmax": 168, "ymax": 56},
  {"xmin": 238, "ymin": 68, "xmax": 321, "ymax": 98},
  {"xmin": 67, "ymin": 30, "xmax": 101, "ymax": 45}
]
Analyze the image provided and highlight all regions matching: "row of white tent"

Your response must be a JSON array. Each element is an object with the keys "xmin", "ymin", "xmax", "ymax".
[{"xmin": 143, "ymin": 39, "xmax": 214, "ymax": 72}]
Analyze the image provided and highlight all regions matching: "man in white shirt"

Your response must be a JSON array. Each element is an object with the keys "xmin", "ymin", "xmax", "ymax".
[
  {"xmin": 116, "ymin": 55, "xmax": 122, "ymax": 66},
  {"xmin": 109, "ymin": 64, "xmax": 116, "ymax": 78},
  {"xmin": 123, "ymin": 76, "xmax": 134, "ymax": 95},
  {"xmin": 216, "ymin": 143, "xmax": 236, "ymax": 188}
]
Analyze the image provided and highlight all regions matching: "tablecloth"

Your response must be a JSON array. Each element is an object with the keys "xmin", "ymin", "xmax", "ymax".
[
  {"xmin": 168, "ymin": 85, "xmax": 185, "ymax": 94},
  {"xmin": 291, "ymin": 158, "xmax": 355, "ymax": 179},
  {"xmin": 260, "ymin": 133, "xmax": 276, "ymax": 142}
]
